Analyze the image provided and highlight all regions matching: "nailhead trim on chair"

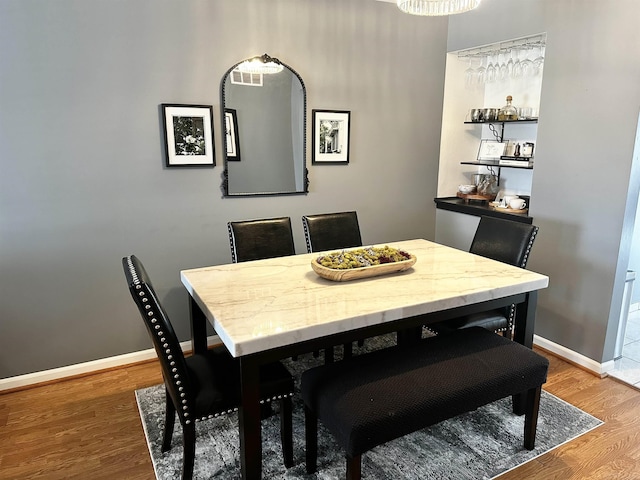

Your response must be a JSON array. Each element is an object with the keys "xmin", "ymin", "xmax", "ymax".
[
  {"xmin": 127, "ymin": 255, "xmax": 295, "ymax": 427},
  {"xmin": 195, "ymin": 392, "xmax": 295, "ymax": 422},
  {"xmin": 227, "ymin": 223, "xmax": 238, "ymax": 263},
  {"xmin": 126, "ymin": 256, "xmax": 194, "ymax": 424},
  {"xmin": 519, "ymin": 226, "xmax": 538, "ymax": 268},
  {"xmin": 504, "ymin": 226, "xmax": 538, "ymax": 336},
  {"xmin": 302, "ymin": 220, "xmax": 312, "ymax": 254}
]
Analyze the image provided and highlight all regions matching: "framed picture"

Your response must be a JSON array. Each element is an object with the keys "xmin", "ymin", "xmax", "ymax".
[
  {"xmin": 477, "ymin": 139, "xmax": 506, "ymax": 161},
  {"xmin": 161, "ymin": 104, "xmax": 215, "ymax": 167},
  {"xmin": 224, "ymin": 108, "xmax": 241, "ymax": 161},
  {"xmin": 312, "ymin": 109, "xmax": 351, "ymax": 164}
]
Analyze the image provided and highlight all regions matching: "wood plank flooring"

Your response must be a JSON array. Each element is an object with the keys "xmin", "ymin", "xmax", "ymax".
[{"xmin": 1, "ymin": 349, "xmax": 640, "ymax": 479}]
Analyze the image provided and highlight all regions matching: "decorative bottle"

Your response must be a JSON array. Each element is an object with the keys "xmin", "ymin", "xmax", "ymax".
[{"xmin": 498, "ymin": 95, "xmax": 518, "ymax": 121}]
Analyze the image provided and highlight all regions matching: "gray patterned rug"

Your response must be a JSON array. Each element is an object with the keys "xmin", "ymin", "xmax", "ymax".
[{"xmin": 136, "ymin": 336, "xmax": 603, "ymax": 479}]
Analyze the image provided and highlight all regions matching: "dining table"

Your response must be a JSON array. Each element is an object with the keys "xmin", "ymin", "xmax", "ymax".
[{"xmin": 181, "ymin": 238, "xmax": 549, "ymax": 480}]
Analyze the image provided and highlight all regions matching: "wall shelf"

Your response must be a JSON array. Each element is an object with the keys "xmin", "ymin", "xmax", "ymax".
[
  {"xmin": 463, "ymin": 119, "xmax": 538, "ymax": 125},
  {"xmin": 461, "ymin": 160, "xmax": 533, "ymax": 170}
]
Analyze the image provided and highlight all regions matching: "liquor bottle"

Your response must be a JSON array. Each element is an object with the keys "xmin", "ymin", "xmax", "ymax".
[{"xmin": 498, "ymin": 95, "xmax": 518, "ymax": 121}]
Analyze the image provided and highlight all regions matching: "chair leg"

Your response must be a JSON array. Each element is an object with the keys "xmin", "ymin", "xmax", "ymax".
[
  {"xmin": 182, "ymin": 422, "xmax": 196, "ymax": 480},
  {"xmin": 260, "ymin": 402, "xmax": 274, "ymax": 419},
  {"xmin": 162, "ymin": 388, "xmax": 176, "ymax": 452},
  {"xmin": 346, "ymin": 454, "xmax": 362, "ymax": 480},
  {"xmin": 325, "ymin": 346, "xmax": 335, "ymax": 364},
  {"xmin": 280, "ymin": 396, "xmax": 294, "ymax": 468},
  {"xmin": 305, "ymin": 405, "xmax": 318, "ymax": 474},
  {"xmin": 523, "ymin": 385, "xmax": 542, "ymax": 450}
]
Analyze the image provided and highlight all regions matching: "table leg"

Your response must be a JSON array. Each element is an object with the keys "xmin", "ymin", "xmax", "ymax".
[
  {"xmin": 239, "ymin": 356, "xmax": 262, "ymax": 480},
  {"xmin": 396, "ymin": 326, "xmax": 422, "ymax": 346},
  {"xmin": 512, "ymin": 290, "xmax": 538, "ymax": 414},
  {"xmin": 513, "ymin": 290, "xmax": 537, "ymax": 348},
  {"xmin": 189, "ymin": 296, "xmax": 207, "ymax": 355}
]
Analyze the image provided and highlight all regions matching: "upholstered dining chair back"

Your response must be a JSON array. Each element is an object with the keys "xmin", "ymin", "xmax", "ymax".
[
  {"xmin": 123, "ymin": 255, "xmax": 192, "ymax": 424},
  {"xmin": 228, "ymin": 216, "xmax": 295, "ymax": 263},
  {"xmin": 302, "ymin": 211, "xmax": 362, "ymax": 253},
  {"xmin": 470, "ymin": 216, "xmax": 538, "ymax": 268},
  {"xmin": 427, "ymin": 217, "xmax": 538, "ymax": 337}
]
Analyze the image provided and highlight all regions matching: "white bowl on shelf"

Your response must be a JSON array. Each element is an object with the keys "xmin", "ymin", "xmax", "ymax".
[{"xmin": 458, "ymin": 184, "xmax": 477, "ymax": 194}]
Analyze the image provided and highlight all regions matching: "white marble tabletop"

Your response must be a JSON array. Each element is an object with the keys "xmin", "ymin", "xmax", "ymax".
[{"xmin": 181, "ymin": 239, "xmax": 549, "ymax": 357}]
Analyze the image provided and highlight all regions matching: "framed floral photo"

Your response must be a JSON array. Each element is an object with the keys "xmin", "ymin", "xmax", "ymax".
[
  {"xmin": 161, "ymin": 104, "xmax": 215, "ymax": 167},
  {"xmin": 312, "ymin": 109, "xmax": 351, "ymax": 164}
]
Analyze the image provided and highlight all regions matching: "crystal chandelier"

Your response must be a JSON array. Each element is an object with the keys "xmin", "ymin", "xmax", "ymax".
[
  {"xmin": 237, "ymin": 54, "xmax": 284, "ymax": 75},
  {"xmin": 397, "ymin": 0, "xmax": 481, "ymax": 16}
]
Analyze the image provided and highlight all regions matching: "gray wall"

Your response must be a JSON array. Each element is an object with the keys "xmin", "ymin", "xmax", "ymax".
[
  {"xmin": 448, "ymin": 0, "xmax": 640, "ymax": 363},
  {"xmin": 0, "ymin": 0, "xmax": 447, "ymax": 378}
]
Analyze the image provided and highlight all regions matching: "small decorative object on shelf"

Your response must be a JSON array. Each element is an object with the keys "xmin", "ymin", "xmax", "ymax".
[{"xmin": 498, "ymin": 95, "xmax": 519, "ymax": 121}]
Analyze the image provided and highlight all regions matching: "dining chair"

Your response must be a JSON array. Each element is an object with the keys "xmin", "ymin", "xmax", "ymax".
[
  {"xmin": 302, "ymin": 211, "xmax": 362, "ymax": 254},
  {"xmin": 227, "ymin": 216, "xmax": 310, "ymax": 360},
  {"xmin": 429, "ymin": 216, "xmax": 539, "ymax": 337},
  {"xmin": 228, "ymin": 216, "xmax": 295, "ymax": 263},
  {"xmin": 302, "ymin": 211, "xmax": 364, "ymax": 360},
  {"xmin": 122, "ymin": 255, "xmax": 294, "ymax": 480}
]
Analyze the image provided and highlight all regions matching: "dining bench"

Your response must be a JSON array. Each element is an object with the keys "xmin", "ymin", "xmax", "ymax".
[{"xmin": 301, "ymin": 326, "xmax": 549, "ymax": 480}]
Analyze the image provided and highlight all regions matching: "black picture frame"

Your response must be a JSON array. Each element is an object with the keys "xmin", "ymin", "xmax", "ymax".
[
  {"xmin": 312, "ymin": 109, "xmax": 351, "ymax": 164},
  {"xmin": 161, "ymin": 104, "xmax": 215, "ymax": 167},
  {"xmin": 224, "ymin": 108, "xmax": 241, "ymax": 162}
]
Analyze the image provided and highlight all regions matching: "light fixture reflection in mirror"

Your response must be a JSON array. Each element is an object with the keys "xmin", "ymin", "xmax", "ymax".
[
  {"xmin": 237, "ymin": 53, "xmax": 284, "ymax": 75},
  {"xmin": 221, "ymin": 54, "xmax": 308, "ymax": 197}
]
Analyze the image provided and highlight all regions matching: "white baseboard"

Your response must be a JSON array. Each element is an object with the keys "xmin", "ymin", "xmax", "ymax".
[
  {"xmin": 0, "ymin": 335, "xmax": 221, "ymax": 393},
  {"xmin": 1, "ymin": 334, "xmax": 610, "ymax": 392},
  {"xmin": 534, "ymin": 334, "xmax": 613, "ymax": 377}
]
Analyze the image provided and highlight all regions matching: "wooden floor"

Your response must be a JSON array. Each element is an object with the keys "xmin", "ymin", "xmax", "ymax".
[{"xmin": 2, "ymin": 349, "xmax": 640, "ymax": 480}]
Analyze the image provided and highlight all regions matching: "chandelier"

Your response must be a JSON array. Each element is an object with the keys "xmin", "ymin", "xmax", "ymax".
[{"xmin": 396, "ymin": 0, "xmax": 481, "ymax": 16}]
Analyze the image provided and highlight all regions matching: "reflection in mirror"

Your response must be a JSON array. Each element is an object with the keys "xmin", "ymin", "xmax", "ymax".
[{"xmin": 221, "ymin": 54, "xmax": 308, "ymax": 196}]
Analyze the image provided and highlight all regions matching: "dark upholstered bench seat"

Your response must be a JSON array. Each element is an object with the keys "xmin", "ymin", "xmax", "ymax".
[{"xmin": 301, "ymin": 327, "xmax": 549, "ymax": 480}]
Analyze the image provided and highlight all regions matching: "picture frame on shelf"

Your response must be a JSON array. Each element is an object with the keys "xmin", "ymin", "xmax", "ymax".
[
  {"xmin": 312, "ymin": 109, "xmax": 351, "ymax": 164},
  {"xmin": 477, "ymin": 139, "xmax": 506, "ymax": 161},
  {"xmin": 224, "ymin": 108, "xmax": 241, "ymax": 162},
  {"xmin": 161, "ymin": 104, "xmax": 215, "ymax": 167}
]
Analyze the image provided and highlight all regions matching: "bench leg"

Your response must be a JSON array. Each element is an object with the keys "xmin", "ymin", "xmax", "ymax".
[
  {"xmin": 524, "ymin": 385, "xmax": 542, "ymax": 450},
  {"xmin": 305, "ymin": 405, "xmax": 318, "ymax": 474},
  {"xmin": 512, "ymin": 392, "xmax": 526, "ymax": 415},
  {"xmin": 346, "ymin": 454, "xmax": 362, "ymax": 480}
]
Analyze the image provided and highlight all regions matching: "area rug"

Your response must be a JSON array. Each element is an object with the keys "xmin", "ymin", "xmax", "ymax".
[{"xmin": 136, "ymin": 337, "xmax": 603, "ymax": 480}]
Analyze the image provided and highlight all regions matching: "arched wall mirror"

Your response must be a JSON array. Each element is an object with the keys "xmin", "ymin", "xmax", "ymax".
[{"xmin": 221, "ymin": 54, "xmax": 308, "ymax": 196}]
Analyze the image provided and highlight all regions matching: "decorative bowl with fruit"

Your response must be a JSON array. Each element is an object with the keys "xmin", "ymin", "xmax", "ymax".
[{"xmin": 311, "ymin": 246, "xmax": 417, "ymax": 281}]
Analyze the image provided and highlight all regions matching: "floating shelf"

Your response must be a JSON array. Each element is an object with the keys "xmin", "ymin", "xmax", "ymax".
[
  {"xmin": 461, "ymin": 160, "xmax": 534, "ymax": 170},
  {"xmin": 463, "ymin": 119, "xmax": 538, "ymax": 125}
]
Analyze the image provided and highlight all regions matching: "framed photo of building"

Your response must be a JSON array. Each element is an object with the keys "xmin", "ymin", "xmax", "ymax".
[
  {"xmin": 224, "ymin": 108, "xmax": 241, "ymax": 161},
  {"xmin": 161, "ymin": 104, "xmax": 215, "ymax": 167},
  {"xmin": 312, "ymin": 109, "xmax": 351, "ymax": 164}
]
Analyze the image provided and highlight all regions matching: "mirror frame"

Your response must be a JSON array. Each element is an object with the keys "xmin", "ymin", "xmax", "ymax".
[{"xmin": 220, "ymin": 54, "xmax": 309, "ymax": 197}]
